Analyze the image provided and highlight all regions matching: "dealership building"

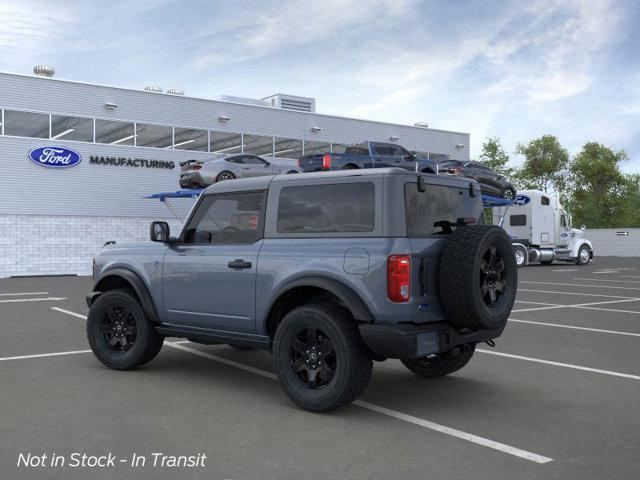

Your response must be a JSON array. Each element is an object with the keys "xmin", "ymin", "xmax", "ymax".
[{"xmin": 0, "ymin": 68, "xmax": 470, "ymax": 277}]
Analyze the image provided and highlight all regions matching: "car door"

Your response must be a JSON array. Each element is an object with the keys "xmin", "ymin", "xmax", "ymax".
[
  {"xmin": 162, "ymin": 190, "xmax": 266, "ymax": 333},
  {"xmin": 239, "ymin": 155, "xmax": 272, "ymax": 177},
  {"xmin": 390, "ymin": 144, "xmax": 415, "ymax": 171},
  {"xmin": 371, "ymin": 143, "xmax": 395, "ymax": 167}
]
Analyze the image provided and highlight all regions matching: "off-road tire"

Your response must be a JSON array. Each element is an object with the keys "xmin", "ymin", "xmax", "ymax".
[
  {"xmin": 439, "ymin": 225, "xmax": 517, "ymax": 331},
  {"xmin": 87, "ymin": 289, "xmax": 164, "ymax": 370},
  {"xmin": 402, "ymin": 345, "xmax": 476, "ymax": 378},
  {"xmin": 272, "ymin": 303, "xmax": 372, "ymax": 412}
]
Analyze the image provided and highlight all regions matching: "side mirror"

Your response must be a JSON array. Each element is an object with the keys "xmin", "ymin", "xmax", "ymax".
[
  {"xmin": 581, "ymin": 224, "xmax": 586, "ymax": 230},
  {"xmin": 264, "ymin": 162, "xmax": 271, "ymax": 167},
  {"xmin": 150, "ymin": 221, "xmax": 170, "ymax": 242}
]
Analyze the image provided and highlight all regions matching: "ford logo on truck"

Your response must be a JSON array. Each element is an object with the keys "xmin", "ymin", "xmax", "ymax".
[
  {"xmin": 28, "ymin": 146, "xmax": 82, "ymax": 168},
  {"xmin": 514, "ymin": 195, "xmax": 530, "ymax": 206}
]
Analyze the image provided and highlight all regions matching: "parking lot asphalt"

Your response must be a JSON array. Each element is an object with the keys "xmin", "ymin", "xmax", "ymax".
[{"xmin": 1, "ymin": 258, "xmax": 639, "ymax": 480}]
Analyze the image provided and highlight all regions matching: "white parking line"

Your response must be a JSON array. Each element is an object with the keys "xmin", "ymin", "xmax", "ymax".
[
  {"xmin": 0, "ymin": 349, "xmax": 92, "ymax": 362},
  {"xmin": 573, "ymin": 278, "xmax": 640, "ymax": 285},
  {"xmin": 514, "ymin": 300, "xmax": 560, "ymax": 306},
  {"xmin": 0, "ymin": 291, "xmax": 49, "ymax": 296},
  {"xmin": 167, "ymin": 342, "xmax": 553, "ymax": 464},
  {"xmin": 619, "ymin": 275, "xmax": 640, "ymax": 279},
  {"xmin": 42, "ymin": 307, "xmax": 553, "ymax": 464},
  {"xmin": 511, "ymin": 297, "xmax": 640, "ymax": 313},
  {"xmin": 477, "ymin": 349, "xmax": 640, "ymax": 381},
  {"xmin": 518, "ymin": 288, "xmax": 639, "ymax": 299},
  {"xmin": 573, "ymin": 305, "xmax": 640, "ymax": 315},
  {"xmin": 521, "ymin": 281, "xmax": 640, "ymax": 291},
  {"xmin": 51, "ymin": 307, "xmax": 88, "ymax": 319},
  {"xmin": 0, "ymin": 297, "xmax": 67, "ymax": 304},
  {"xmin": 508, "ymin": 319, "xmax": 640, "ymax": 337},
  {"xmin": 552, "ymin": 269, "xmax": 578, "ymax": 272}
]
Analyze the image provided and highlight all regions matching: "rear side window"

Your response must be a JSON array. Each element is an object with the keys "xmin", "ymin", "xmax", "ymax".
[
  {"xmin": 345, "ymin": 145, "xmax": 369, "ymax": 156},
  {"xmin": 183, "ymin": 191, "xmax": 265, "ymax": 244},
  {"xmin": 405, "ymin": 183, "xmax": 473, "ymax": 236},
  {"xmin": 510, "ymin": 214, "xmax": 527, "ymax": 226},
  {"xmin": 541, "ymin": 196, "xmax": 550, "ymax": 205},
  {"xmin": 277, "ymin": 183, "xmax": 375, "ymax": 233}
]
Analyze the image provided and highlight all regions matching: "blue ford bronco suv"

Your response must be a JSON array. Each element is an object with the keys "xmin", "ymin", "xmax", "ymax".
[{"xmin": 87, "ymin": 168, "xmax": 517, "ymax": 411}]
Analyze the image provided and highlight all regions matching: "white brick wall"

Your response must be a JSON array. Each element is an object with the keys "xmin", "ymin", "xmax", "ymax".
[
  {"xmin": 583, "ymin": 228, "xmax": 640, "ymax": 257},
  {"xmin": 0, "ymin": 215, "xmax": 183, "ymax": 277}
]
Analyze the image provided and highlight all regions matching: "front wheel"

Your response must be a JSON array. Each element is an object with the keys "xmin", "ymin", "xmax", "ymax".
[
  {"xmin": 402, "ymin": 345, "xmax": 475, "ymax": 378},
  {"xmin": 87, "ymin": 289, "xmax": 164, "ymax": 370},
  {"xmin": 272, "ymin": 303, "xmax": 372, "ymax": 412},
  {"xmin": 576, "ymin": 245, "xmax": 591, "ymax": 265}
]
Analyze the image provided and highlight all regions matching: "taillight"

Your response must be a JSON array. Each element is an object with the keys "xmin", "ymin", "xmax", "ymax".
[
  {"xmin": 388, "ymin": 255, "xmax": 411, "ymax": 302},
  {"xmin": 192, "ymin": 164, "xmax": 202, "ymax": 170},
  {"xmin": 322, "ymin": 153, "xmax": 331, "ymax": 169},
  {"xmin": 297, "ymin": 159, "xmax": 301, "ymax": 167},
  {"xmin": 449, "ymin": 167, "xmax": 461, "ymax": 174}
]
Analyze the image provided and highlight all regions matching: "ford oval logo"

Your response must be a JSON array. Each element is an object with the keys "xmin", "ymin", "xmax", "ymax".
[
  {"xmin": 28, "ymin": 146, "xmax": 82, "ymax": 168},
  {"xmin": 514, "ymin": 195, "xmax": 530, "ymax": 205}
]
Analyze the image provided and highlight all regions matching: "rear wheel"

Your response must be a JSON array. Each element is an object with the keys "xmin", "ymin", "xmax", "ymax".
[
  {"xmin": 513, "ymin": 244, "xmax": 528, "ymax": 268},
  {"xmin": 216, "ymin": 171, "xmax": 236, "ymax": 182},
  {"xmin": 272, "ymin": 303, "xmax": 372, "ymax": 412},
  {"xmin": 87, "ymin": 289, "xmax": 164, "ymax": 370},
  {"xmin": 402, "ymin": 345, "xmax": 475, "ymax": 378}
]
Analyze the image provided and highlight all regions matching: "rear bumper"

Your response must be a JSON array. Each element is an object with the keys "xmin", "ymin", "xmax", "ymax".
[{"xmin": 359, "ymin": 322, "xmax": 505, "ymax": 359}]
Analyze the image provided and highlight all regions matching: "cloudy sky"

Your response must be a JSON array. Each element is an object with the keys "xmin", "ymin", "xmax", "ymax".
[{"xmin": 1, "ymin": 0, "xmax": 639, "ymax": 171}]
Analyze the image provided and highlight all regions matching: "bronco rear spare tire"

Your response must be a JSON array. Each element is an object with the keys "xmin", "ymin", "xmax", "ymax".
[{"xmin": 438, "ymin": 225, "xmax": 517, "ymax": 331}]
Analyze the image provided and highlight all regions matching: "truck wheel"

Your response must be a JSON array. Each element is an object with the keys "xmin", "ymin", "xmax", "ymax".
[
  {"xmin": 87, "ymin": 289, "xmax": 164, "ymax": 370},
  {"xmin": 402, "ymin": 345, "xmax": 475, "ymax": 378},
  {"xmin": 576, "ymin": 245, "xmax": 591, "ymax": 265},
  {"xmin": 272, "ymin": 303, "xmax": 372, "ymax": 412},
  {"xmin": 439, "ymin": 225, "xmax": 517, "ymax": 331},
  {"xmin": 513, "ymin": 244, "xmax": 528, "ymax": 268}
]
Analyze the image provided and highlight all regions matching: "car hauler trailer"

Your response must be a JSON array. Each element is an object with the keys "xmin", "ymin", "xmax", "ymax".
[{"xmin": 492, "ymin": 189, "xmax": 593, "ymax": 266}]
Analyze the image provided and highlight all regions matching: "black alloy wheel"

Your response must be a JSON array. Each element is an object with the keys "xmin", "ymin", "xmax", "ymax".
[
  {"xmin": 101, "ymin": 305, "xmax": 137, "ymax": 352},
  {"xmin": 480, "ymin": 246, "xmax": 506, "ymax": 308},
  {"xmin": 290, "ymin": 327, "xmax": 336, "ymax": 389}
]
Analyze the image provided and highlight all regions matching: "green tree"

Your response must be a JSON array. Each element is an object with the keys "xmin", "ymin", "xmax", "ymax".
[
  {"xmin": 479, "ymin": 137, "xmax": 514, "ymax": 178},
  {"xmin": 515, "ymin": 135, "xmax": 569, "ymax": 193},
  {"xmin": 566, "ymin": 142, "xmax": 628, "ymax": 228},
  {"xmin": 619, "ymin": 174, "xmax": 640, "ymax": 228}
]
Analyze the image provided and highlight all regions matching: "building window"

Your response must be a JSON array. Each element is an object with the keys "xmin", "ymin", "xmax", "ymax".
[
  {"xmin": 303, "ymin": 140, "xmax": 331, "ymax": 156},
  {"xmin": 277, "ymin": 183, "xmax": 375, "ymax": 234},
  {"xmin": 243, "ymin": 134, "xmax": 274, "ymax": 156},
  {"xmin": 173, "ymin": 127, "xmax": 208, "ymax": 151},
  {"xmin": 210, "ymin": 131, "xmax": 242, "ymax": 154},
  {"xmin": 135, "ymin": 123, "xmax": 173, "ymax": 148},
  {"xmin": 331, "ymin": 143, "xmax": 349, "ymax": 154},
  {"xmin": 95, "ymin": 119, "xmax": 135, "ymax": 145},
  {"xmin": 50, "ymin": 114, "xmax": 94, "ymax": 142},
  {"xmin": 3, "ymin": 110, "xmax": 50, "ymax": 139}
]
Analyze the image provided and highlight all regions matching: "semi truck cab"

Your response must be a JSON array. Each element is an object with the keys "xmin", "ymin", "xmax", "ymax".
[{"xmin": 493, "ymin": 189, "xmax": 593, "ymax": 266}]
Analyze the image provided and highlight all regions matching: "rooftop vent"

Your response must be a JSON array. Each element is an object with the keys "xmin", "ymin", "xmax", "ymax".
[
  {"xmin": 144, "ymin": 85, "xmax": 163, "ymax": 93},
  {"xmin": 217, "ymin": 95, "xmax": 270, "ymax": 107},
  {"xmin": 33, "ymin": 65, "xmax": 55, "ymax": 78},
  {"xmin": 262, "ymin": 93, "xmax": 316, "ymax": 113},
  {"xmin": 414, "ymin": 122, "xmax": 429, "ymax": 128},
  {"xmin": 167, "ymin": 88, "xmax": 185, "ymax": 96}
]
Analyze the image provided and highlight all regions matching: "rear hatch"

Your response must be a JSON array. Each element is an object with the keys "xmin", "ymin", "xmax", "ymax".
[
  {"xmin": 404, "ymin": 178, "xmax": 483, "ymax": 323},
  {"xmin": 179, "ymin": 159, "xmax": 204, "ymax": 173},
  {"xmin": 179, "ymin": 159, "xmax": 205, "ymax": 186}
]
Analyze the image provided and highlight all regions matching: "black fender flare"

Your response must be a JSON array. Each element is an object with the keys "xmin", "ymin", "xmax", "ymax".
[
  {"xmin": 266, "ymin": 276, "xmax": 374, "ymax": 326},
  {"xmin": 90, "ymin": 268, "xmax": 160, "ymax": 323}
]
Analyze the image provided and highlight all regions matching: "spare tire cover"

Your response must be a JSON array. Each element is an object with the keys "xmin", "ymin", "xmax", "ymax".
[{"xmin": 438, "ymin": 225, "xmax": 517, "ymax": 330}]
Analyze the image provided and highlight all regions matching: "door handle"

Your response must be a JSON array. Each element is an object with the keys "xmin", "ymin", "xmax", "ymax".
[{"xmin": 228, "ymin": 259, "xmax": 252, "ymax": 269}]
